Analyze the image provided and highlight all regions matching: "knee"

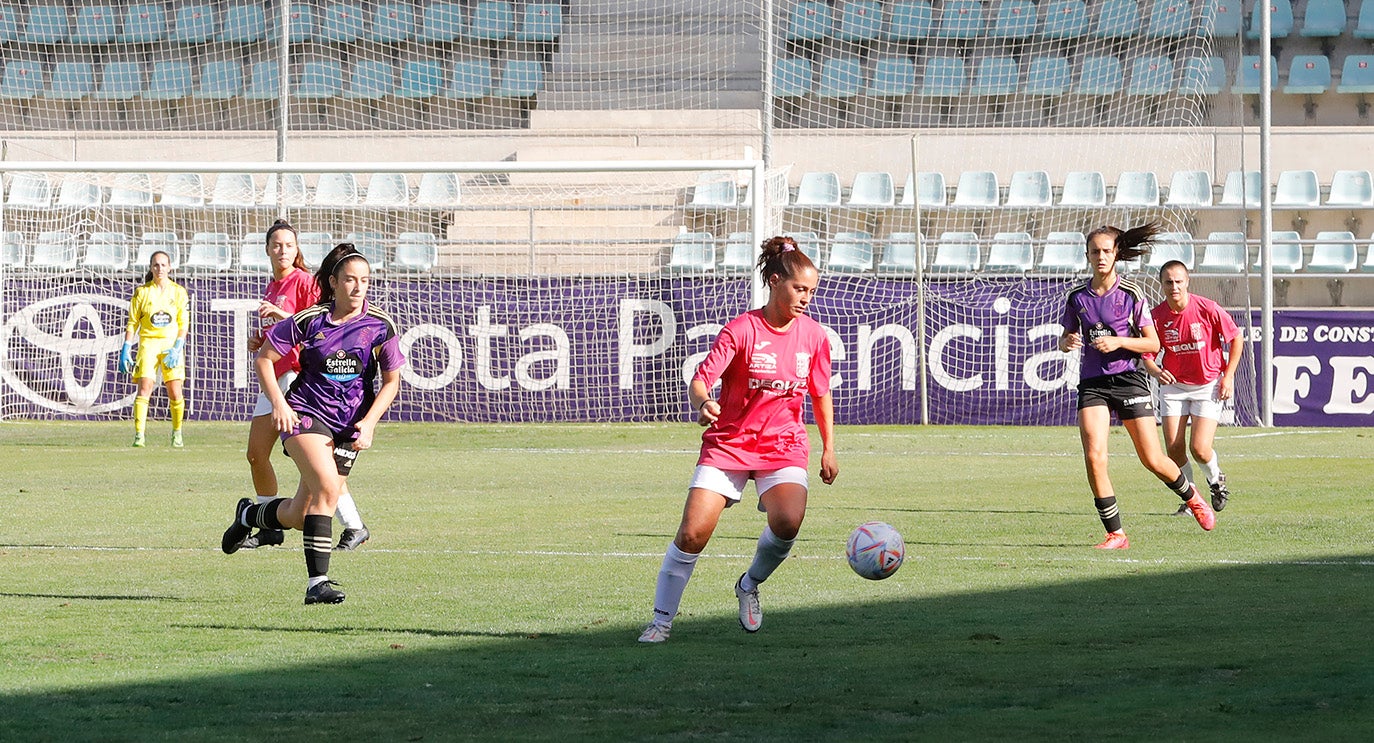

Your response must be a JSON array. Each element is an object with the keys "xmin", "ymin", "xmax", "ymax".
[
  {"xmin": 769, "ymin": 515, "xmax": 804, "ymax": 541},
  {"xmin": 674, "ymin": 527, "xmax": 711, "ymax": 554},
  {"xmin": 1190, "ymin": 443, "xmax": 1211, "ymax": 463},
  {"xmin": 1083, "ymin": 447, "xmax": 1110, "ymax": 471},
  {"xmin": 245, "ymin": 444, "xmax": 270, "ymax": 468}
]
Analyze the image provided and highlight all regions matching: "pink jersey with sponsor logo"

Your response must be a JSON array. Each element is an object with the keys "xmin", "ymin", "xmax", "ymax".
[
  {"xmin": 1149, "ymin": 294, "xmax": 1240, "ymax": 385},
  {"xmin": 692, "ymin": 309, "xmax": 832, "ymax": 471},
  {"xmin": 262, "ymin": 268, "xmax": 320, "ymax": 377}
]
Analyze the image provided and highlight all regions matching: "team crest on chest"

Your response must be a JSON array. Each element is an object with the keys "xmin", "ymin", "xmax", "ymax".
[{"xmin": 795, "ymin": 352, "xmax": 810, "ymax": 377}]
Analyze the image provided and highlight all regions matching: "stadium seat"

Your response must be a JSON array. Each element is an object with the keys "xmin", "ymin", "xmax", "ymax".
[
  {"xmin": 1358, "ymin": 0, "xmax": 1374, "ymax": 38},
  {"xmin": 1336, "ymin": 55, "xmax": 1374, "ymax": 93},
  {"xmin": 1284, "ymin": 55, "xmax": 1331, "ymax": 95},
  {"xmin": 446, "ymin": 59, "xmax": 493, "ymax": 99},
  {"xmin": 935, "ymin": 0, "xmax": 985, "ymax": 39},
  {"xmin": 298, "ymin": 232, "xmax": 333, "ymax": 267},
  {"xmin": 145, "ymin": 60, "xmax": 193, "ymax": 100},
  {"xmin": 160, "ymin": 173, "xmax": 205, "ymax": 206},
  {"xmin": 83, "ymin": 232, "xmax": 130, "ymax": 271},
  {"xmin": 109, "ymin": 173, "xmax": 155, "ymax": 207},
  {"xmin": 397, "ymin": 59, "xmax": 444, "ymax": 98},
  {"xmin": 6, "ymin": 173, "xmax": 53, "ymax": 207},
  {"xmin": 1113, "ymin": 171, "xmax": 1160, "ymax": 206},
  {"xmin": 1, "ymin": 61, "xmax": 44, "ymax": 100},
  {"xmin": 788, "ymin": 1, "xmax": 832, "ymax": 41},
  {"xmin": 314, "ymin": 173, "xmax": 359, "ymax": 206},
  {"xmin": 1039, "ymin": 231, "xmax": 1088, "ymax": 272},
  {"xmin": 210, "ymin": 173, "xmax": 257, "ymax": 206},
  {"xmin": 836, "ymin": 0, "xmax": 884, "ymax": 41},
  {"xmin": 1201, "ymin": 0, "xmax": 1244, "ymax": 36},
  {"xmin": 1, "ymin": 232, "xmax": 24, "ymax": 267},
  {"xmin": 1274, "ymin": 169, "xmax": 1320, "ymax": 206},
  {"xmin": 365, "ymin": 173, "xmax": 410, "ymax": 206},
  {"xmin": 1307, "ymin": 231, "xmax": 1358, "ymax": 272},
  {"xmin": 344, "ymin": 231, "xmax": 387, "ymax": 268},
  {"xmin": 171, "ymin": 4, "xmax": 217, "ymax": 43},
  {"xmin": 183, "ymin": 232, "xmax": 233, "ymax": 271},
  {"xmin": 1005, "ymin": 170, "xmax": 1052, "ymax": 206},
  {"xmin": 1075, "ymin": 56, "xmax": 1124, "ymax": 95},
  {"xmin": 1363, "ymin": 238, "xmax": 1374, "ymax": 272},
  {"xmin": 783, "ymin": 231, "xmax": 824, "ymax": 266},
  {"xmin": 970, "ymin": 57, "xmax": 1020, "ymax": 96},
  {"xmin": 827, "ymin": 231, "xmax": 876, "ymax": 272},
  {"xmin": 219, "ymin": 3, "xmax": 267, "ymax": 42},
  {"xmin": 57, "ymin": 176, "xmax": 103, "ymax": 208},
  {"xmin": 46, "ymin": 61, "xmax": 96, "ymax": 100},
  {"xmin": 901, "ymin": 172, "xmax": 947, "ymax": 206},
  {"xmin": 244, "ymin": 61, "xmax": 281, "ymax": 100},
  {"xmin": 665, "ymin": 232, "xmax": 716, "ymax": 273},
  {"xmin": 1179, "ymin": 56, "xmax": 1226, "ymax": 95},
  {"xmin": 31, "ymin": 232, "xmax": 78, "ymax": 270},
  {"xmin": 370, "ymin": 2, "xmax": 416, "ymax": 42},
  {"xmin": 920, "ymin": 57, "xmax": 966, "ymax": 96},
  {"xmin": 953, "ymin": 171, "xmax": 999, "ymax": 206},
  {"xmin": 1093, "ymin": 0, "xmax": 1141, "ymax": 38},
  {"xmin": 0, "ymin": 6, "xmax": 15, "ymax": 42},
  {"xmin": 1145, "ymin": 232, "xmax": 1196, "ymax": 270},
  {"xmin": 984, "ymin": 232, "xmax": 1034, "ymax": 273},
  {"xmin": 848, "ymin": 172, "xmax": 895, "ymax": 206},
  {"xmin": 23, "ymin": 5, "xmax": 68, "ymax": 43},
  {"xmin": 1060, "ymin": 171, "xmax": 1106, "ymax": 206},
  {"xmin": 931, "ymin": 232, "xmax": 981, "ymax": 273},
  {"xmin": 774, "ymin": 58, "xmax": 814, "ymax": 97},
  {"xmin": 1023, "ymin": 57, "xmax": 1072, "ymax": 95},
  {"xmin": 876, "ymin": 233, "xmax": 923, "ymax": 275},
  {"xmin": 516, "ymin": 3, "xmax": 563, "ymax": 42},
  {"xmin": 989, "ymin": 0, "xmax": 1036, "ymax": 39},
  {"xmin": 1198, "ymin": 232, "xmax": 1248, "ymax": 273},
  {"xmin": 72, "ymin": 5, "xmax": 118, "ymax": 44},
  {"xmin": 794, "ymin": 172, "xmax": 842, "ymax": 206},
  {"xmin": 1301, "ymin": 0, "xmax": 1346, "ymax": 37},
  {"xmin": 720, "ymin": 232, "xmax": 754, "ymax": 274},
  {"xmin": 494, "ymin": 60, "xmax": 543, "ymax": 97},
  {"xmin": 1128, "ymin": 57, "xmax": 1175, "ymax": 95},
  {"xmin": 416, "ymin": 172, "xmax": 461, "ymax": 206},
  {"xmin": 883, "ymin": 1, "xmax": 933, "ymax": 40},
  {"xmin": 136, "ymin": 232, "xmax": 181, "ymax": 269},
  {"xmin": 1247, "ymin": 0, "xmax": 1294, "ymax": 38},
  {"xmin": 1326, "ymin": 170, "xmax": 1374, "ymax": 206},
  {"xmin": 1220, "ymin": 170, "xmax": 1264, "ymax": 206},
  {"xmin": 120, "ymin": 4, "xmax": 167, "ymax": 42},
  {"xmin": 690, "ymin": 173, "xmax": 739, "ymax": 206},
  {"xmin": 1042, "ymin": 0, "xmax": 1090, "ymax": 38},
  {"xmin": 418, "ymin": 2, "xmax": 464, "ymax": 42},
  {"xmin": 344, "ymin": 60, "xmax": 396, "ymax": 100},
  {"xmin": 1232, "ymin": 56, "xmax": 1277, "ymax": 94},
  {"xmin": 1165, "ymin": 170, "xmax": 1214, "ymax": 206},
  {"xmin": 867, "ymin": 57, "xmax": 916, "ymax": 96},
  {"xmin": 1146, "ymin": 0, "xmax": 1194, "ymax": 38},
  {"xmin": 393, "ymin": 232, "xmax": 438, "ymax": 272},
  {"xmin": 195, "ymin": 61, "xmax": 244, "ymax": 100},
  {"xmin": 1256, "ymin": 231, "xmax": 1304, "ymax": 272},
  {"xmin": 239, "ymin": 233, "xmax": 271, "ymax": 272},
  {"xmin": 289, "ymin": 3, "xmax": 317, "ymax": 41},
  {"xmin": 467, "ymin": 1, "xmax": 515, "ymax": 40},
  {"xmin": 320, "ymin": 2, "xmax": 367, "ymax": 43},
  {"xmin": 818, "ymin": 57, "xmax": 864, "ymax": 98},
  {"xmin": 296, "ymin": 59, "xmax": 344, "ymax": 99}
]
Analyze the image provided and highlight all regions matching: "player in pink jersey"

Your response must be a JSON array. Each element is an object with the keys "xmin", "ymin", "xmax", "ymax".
[
  {"xmin": 640, "ymin": 236, "xmax": 838, "ymax": 643},
  {"xmin": 241, "ymin": 220, "xmax": 370, "ymax": 551},
  {"xmin": 1143, "ymin": 261, "xmax": 1244, "ymax": 513}
]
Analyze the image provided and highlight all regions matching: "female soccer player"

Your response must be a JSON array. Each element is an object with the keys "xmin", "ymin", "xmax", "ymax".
[
  {"xmin": 221, "ymin": 243, "xmax": 405, "ymax": 604},
  {"xmin": 241, "ymin": 220, "xmax": 370, "ymax": 551},
  {"xmin": 120, "ymin": 250, "xmax": 190, "ymax": 448},
  {"xmin": 1058, "ymin": 224, "xmax": 1216, "ymax": 550},
  {"xmin": 640, "ymin": 235, "xmax": 838, "ymax": 643}
]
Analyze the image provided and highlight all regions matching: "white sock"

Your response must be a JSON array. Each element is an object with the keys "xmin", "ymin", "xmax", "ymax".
[
  {"xmin": 651, "ymin": 542, "xmax": 699, "ymax": 627},
  {"xmin": 1202, "ymin": 454, "xmax": 1222, "ymax": 484},
  {"xmin": 307, "ymin": 575, "xmax": 330, "ymax": 589},
  {"xmin": 334, "ymin": 490, "xmax": 364, "ymax": 529},
  {"xmin": 740, "ymin": 525, "xmax": 795, "ymax": 593},
  {"xmin": 1180, "ymin": 461, "xmax": 1194, "ymax": 485},
  {"xmin": 256, "ymin": 494, "xmax": 275, "ymax": 504}
]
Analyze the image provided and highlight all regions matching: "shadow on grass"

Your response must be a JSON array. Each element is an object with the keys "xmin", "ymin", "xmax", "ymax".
[
  {"xmin": 3, "ymin": 558, "xmax": 1371, "ymax": 740},
  {"xmin": 0, "ymin": 592, "xmax": 182, "ymax": 602},
  {"xmin": 173, "ymin": 624, "xmax": 541, "ymax": 640}
]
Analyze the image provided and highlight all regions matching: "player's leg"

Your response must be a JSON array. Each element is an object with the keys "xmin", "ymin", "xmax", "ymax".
[
  {"xmin": 164, "ymin": 378, "xmax": 184, "ymax": 448},
  {"xmin": 641, "ymin": 471, "xmax": 738, "ymax": 642},
  {"xmin": 1161, "ymin": 414, "xmax": 1194, "ymax": 516},
  {"xmin": 733, "ymin": 470, "xmax": 809, "ymax": 632},
  {"xmin": 333, "ymin": 484, "xmax": 369, "ymax": 550},
  {"xmin": 242, "ymin": 414, "xmax": 286, "ymax": 549},
  {"xmin": 1122, "ymin": 414, "xmax": 1214, "ymax": 531},
  {"xmin": 1079, "ymin": 405, "xmax": 1127, "ymax": 549},
  {"xmin": 131, "ymin": 376, "xmax": 155, "ymax": 447},
  {"xmin": 281, "ymin": 435, "xmax": 347, "ymax": 603},
  {"xmin": 1187, "ymin": 394, "xmax": 1230, "ymax": 511}
]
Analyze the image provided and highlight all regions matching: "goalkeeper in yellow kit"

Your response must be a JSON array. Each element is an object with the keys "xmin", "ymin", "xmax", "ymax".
[{"xmin": 120, "ymin": 250, "xmax": 190, "ymax": 447}]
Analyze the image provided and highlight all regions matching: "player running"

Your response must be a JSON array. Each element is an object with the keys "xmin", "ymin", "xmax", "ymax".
[
  {"xmin": 120, "ymin": 250, "xmax": 190, "ymax": 448},
  {"xmin": 1143, "ymin": 260, "xmax": 1244, "ymax": 514},
  {"xmin": 640, "ymin": 235, "xmax": 839, "ymax": 643},
  {"xmin": 221, "ymin": 243, "xmax": 404, "ymax": 604},
  {"xmin": 1058, "ymin": 224, "xmax": 1216, "ymax": 550}
]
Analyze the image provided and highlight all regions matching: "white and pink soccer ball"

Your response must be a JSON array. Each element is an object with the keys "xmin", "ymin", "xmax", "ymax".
[{"xmin": 845, "ymin": 521, "xmax": 905, "ymax": 580}]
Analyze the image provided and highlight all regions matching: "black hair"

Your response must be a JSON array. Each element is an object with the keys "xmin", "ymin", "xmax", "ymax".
[
  {"xmin": 757, "ymin": 235, "xmax": 816, "ymax": 283},
  {"xmin": 315, "ymin": 243, "xmax": 369, "ymax": 305},
  {"xmin": 142, "ymin": 250, "xmax": 170, "ymax": 284},
  {"xmin": 1157, "ymin": 259, "xmax": 1189, "ymax": 279},
  {"xmin": 1085, "ymin": 222, "xmax": 1162, "ymax": 263},
  {"xmin": 265, "ymin": 218, "xmax": 308, "ymax": 271}
]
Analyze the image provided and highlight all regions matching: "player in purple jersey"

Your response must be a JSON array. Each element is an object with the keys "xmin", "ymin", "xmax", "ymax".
[
  {"xmin": 1058, "ymin": 223, "xmax": 1216, "ymax": 550},
  {"xmin": 221, "ymin": 243, "xmax": 405, "ymax": 604}
]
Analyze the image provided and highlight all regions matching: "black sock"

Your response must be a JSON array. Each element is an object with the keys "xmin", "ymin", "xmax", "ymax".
[
  {"xmin": 1168, "ymin": 473, "xmax": 1193, "ymax": 500},
  {"xmin": 1095, "ymin": 496, "xmax": 1122, "ymax": 533},
  {"xmin": 243, "ymin": 499, "xmax": 286, "ymax": 530},
  {"xmin": 303, "ymin": 515, "xmax": 332, "ymax": 579}
]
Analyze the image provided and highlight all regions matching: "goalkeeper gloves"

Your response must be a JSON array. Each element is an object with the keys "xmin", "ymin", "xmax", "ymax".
[
  {"xmin": 164, "ymin": 338, "xmax": 184, "ymax": 369},
  {"xmin": 118, "ymin": 341, "xmax": 134, "ymax": 375}
]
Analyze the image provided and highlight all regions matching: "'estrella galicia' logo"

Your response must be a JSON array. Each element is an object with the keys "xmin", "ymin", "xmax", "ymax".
[
  {"xmin": 323, "ymin": 349, "xmax": 363, "ymax": 381},
  {"xmin": 0, "ymin": 294, "xmax": 135, "ymax": 414}
]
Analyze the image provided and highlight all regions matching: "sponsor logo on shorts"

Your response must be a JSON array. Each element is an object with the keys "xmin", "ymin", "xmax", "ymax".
[{"xmin": 1123, "ymin": 396, "xmax": 1153, "ymax": 408}]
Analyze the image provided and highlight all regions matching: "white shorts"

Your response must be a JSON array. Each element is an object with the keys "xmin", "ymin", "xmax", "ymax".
[
  {"xmin": 252, "ymin": 371, "xmax": 298, "ymax": 417},
  {"xmin": 689, "ymin": 465, "xmax": 809, "ymax": 510},
  {"xmin": 1159, "ymin": 379, "xmax": 1224, "ymax": 420}
]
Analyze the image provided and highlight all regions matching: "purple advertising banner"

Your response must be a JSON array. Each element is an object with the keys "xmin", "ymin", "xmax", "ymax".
[{"xmin": 1249, "ymin": 309, "xmax": 1374, "ymax": 427}]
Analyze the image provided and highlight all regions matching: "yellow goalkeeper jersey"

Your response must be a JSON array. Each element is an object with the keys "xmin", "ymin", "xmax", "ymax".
[{"xmin": 126, "ymin": 280, "xmax": 190, "ymax": 341}]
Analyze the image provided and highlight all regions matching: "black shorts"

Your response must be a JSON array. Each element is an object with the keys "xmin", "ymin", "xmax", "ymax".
[
  {"xmin": 1076, "ymin": 370, "xmax": 1155, "ymax": 420},
  {"xmin": 281, "ymin": 413, "xmax": 359, "ymax": 477}
]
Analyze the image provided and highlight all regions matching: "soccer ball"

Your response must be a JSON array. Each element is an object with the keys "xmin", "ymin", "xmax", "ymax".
[{"xmin": 845, "ymin": 521, "xmax": 905, "ymax": 580}]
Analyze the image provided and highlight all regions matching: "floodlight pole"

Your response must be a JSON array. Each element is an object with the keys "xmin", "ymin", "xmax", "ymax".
[
  {"xmin": 275, "ymin": 0, "xmax": 292, "ymax": 217},
  {"xmin": 911, "ymin": 135, "xmax": 930, "ymax": 426},
  {"xmin": 761, "ymin": 0, "xmax": 775, "ymax": 171},
  {"xmin": 1259, "ymin": 3, "xmax": 1275, "ymax": 426}
]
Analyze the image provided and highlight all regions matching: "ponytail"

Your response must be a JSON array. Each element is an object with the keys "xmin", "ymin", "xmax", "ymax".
[
  {"xmin": 1086, "ymin": 222, "xmax": 1161, "ymax": 263},
  {"xmin": 314, "ymin": 243, "xmax": 368, "ymax": 305},
  {"xmin": 757, "ymin": 235, "xmax": 816, "ymax": 283}
]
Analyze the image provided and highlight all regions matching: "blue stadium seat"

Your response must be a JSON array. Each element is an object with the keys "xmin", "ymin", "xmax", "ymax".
[
  {"xmin": 31, "ymin": 232, "xmax": 79, "ymax": 270},
  {"xmin": 494, "ymin": 60, "xmax": 543, "ymax": 97},
  {"xmin": 1198, "ymin": 232, "xmax": 1248, "ymax": 273},
  {"xmin": 774, "ymin": 58, "xmax": 814, "ymax": 97},
  {"xmin": 989, "ymin": 0, "xmax": 1037, "ymax": 40},
  {"xmin": 393, "ymin": 233, "xmax": 438, "ymax": 272},
  {"xmin": 985, "ymin": 232, "xmax": 1035, "ymax": 273},
  {"xmin": 788, "ymin": 1, "xmax": 833, "ymax": 41},
  {"xmin": 877, "ymin": 232, "xmax": 923, "ymax": 275},
  {"xmin": 6, "ymin": 173, "xmax": 52, "ymax": 207},
  {"xmin": 1145, "ymin": 233, "xmax": 1196, "ymax": 270},
  {"xmin": 1093, "ymin": 0, "xmax": 1141, "ymax": 39},
  {"xmin": 1307, "ymin": 231, "xmax": 1359, "ymax": 272},
  {"xmin": 1274, "ymin": 169, "xmax": 1320, "ymax": 206},
  {"xmin": 344, "ymin": 231, "xmax": 387, "ymax": 268},
  {"xmin": 219, "ymin": 3, "xmax": 267, "ymax": 42},
  {"xmin": 344, "ymin": 60, "xmax": 395, "ymax": 99},
  {"xmin": 398, "ymin": 59, "xmax": 445, "ymax": 98},
  {"xmin": 72, "ymin": 5, "xmax": 118, "ymax": 44},
  {"xmin": 1128, "ymin": 56, "xmax": 1175, "ymax": 94},
  {"xmin": 827, "ymin": 232, "xmax": 876, "ymax": 273},
  {"xmin": 0, "ymin": 6, "xmax": 17, "ymax": 42},
  {"xmin": 144, "ymin": 60, "xmax": 192, "ymax": 100},
  {"xmin": 1042, "ymin": 0, "xmax": 1090, "ymax": 38},
  {"xmin": 1337, "ymin": 55, "xmax": 1374, "ymax": 93},
  {"xmin": 1358, "ymin": 0, "xmax": 1374, "ymax": 39},
  {"xmin": 1301, "ymin": 0, "xmax": 1347, "ymax": 37},
  {"xmin": 817, "ymin": 57, "xmax": 864, "ymax": 98},
  {"xmin": 931, "ymin": 232, "xmax": 981, "ymax": 273},
  {"xmin": 446, "ymin": 59, "xmax": 493, "ymax": 99},
  {"xmin": 289, "ymin": 3, "xmax": 317, "ymax": 42},
  {"xmin": 884, "ymin": 1, "xmax": 934, "ymax": 40},
  {"xmin": 1179, "ymin": 56, "xmax": 1226, "ymax": 94},
  {"xmin": 1146, "ymin": 0, "xmax": 1194, "ymax": 38},
  {"xmin": 936, "ymin": 0, "xmax": 985, "ymax": 39},
  {"xmin": 296, "ymin": 60, "xmax": 344, "ymax": 99},
  {"xmin": 1060, "ymin": 171, "xmax": 1106, "ymax": 205},
  {"xmin": 314, "ymin": 174, "xmax": 358, "ymax": 206},
  {"xmin": 1255, "ymin": 231, "xmax": 1303, "ymax": 272},
  {"xmin": 719, "ymin": 232, "xmax": 754, "ymax": 274},
  {"xmin": 836, "ymin": 0, "xmax": 884, "ymax": 41},
  {"xmin": 416, "ymin": 172, "xmax": 460, "ymax": 206},
  {"xmin": 783, "ymin": 231, "xmax": 824, "ymax": 266},
  {"xmin": 1326, "ymin": 170, "xmax": 1373, "ymax": 206},
  {"xmin": 83, "ymin": 232, "xmax": 130, "ymax": 271},
  {"xmin": 193, "ymin": 61, "xmax": 243, "ymax": 99},
  {"xmin": 46, "ymin": 61, "xmax": 95, "ymax": 100},
  {"xmin": 1284, "ymin": 55, "xmax": 1331, "ymax": 95},
  {"xmin": 794, "ymin": 172, "xmax": 842, "ymax": 206},
  {"xmin": 1202, "ymin": 0, "xmax": 1244, "ymax": 37},
  {"xmin": 1024, "ymin": 57, "xmax": 1072, "ymax": 95},
  {"xmin": 183, "ymin": 232, "xmax": 234, "ymax": 271},
  {"xmin": 370, "ymin": 2, "xmax": 416, "ymax": 42},
  {"xmin": 210, "ymin": 173, "xmax": 257, "ymax": 206},
  {"xmin": 1005, "ymin": 170, "xmax": 1052, "ymax": 206},
  {"xmin": 970, "ymin": 56, "xmax": 1020, "ymax": 95},
  {"xmin": 515, "ymin": 3, "xmax": 563, "ymax": 42},
  {"xmin": 95, "ymin": 61, "xmax": 144, "ymax": 100},
  {"xmin": 1039, "ymin": 231, "xmax": 1088, "ymax": 272},
  {"xmin": 867, "ymin": 57, "xmax": 915, "ymax": 95},
  {"xmin": 467, "ymin": 1, "xmax": 514, "ymax": 40},
  {"xmin": 665, "ymin": 233, "xmax": 716, "ymax": 274},
  {"xmin": 901, "ymin": 172, "xmax": 947, "ymax": 206},
  {"xmin": 1113, "ymin": 171, "xmax": 1160, "ymax": 206},
  {"xmin": 848, "ymin": 172, "xmax": 895, "ymax": 206},
  {"xmin": 953, "ymin": 171, "xmax": 999, "ymax": 206},
  {"xmin": 57, "ymin": 176, "xmax": 103, "ymax": 207},
  {"xmin": 320, "ymin": 3, "xmax": 367, "ymax": 43},
  {"xmin": 1247, "ymin": 0, "xmax": 1293, "ymax": 39},
  {"xmin": 244, "ymin": 61, "xmax": 281, "ymax": 100},
  {"xmin": 1075, "ymin": 56, "xmax": 1124, "ymax": 95},
  {"xmin": 1165, "ymin": 170, "xmax": 1214, "ymax": 206},
  {"xmin": 1220, "ymin": 170, "xmax": 1264, "ymax": 206},
  {"xmin": 1232, "ymin": 55, "xmax": 1277, "ymax": 94},
  {"xmin": 418, "ymin": 2, "xmax": 464, "ymax": 42},
  {"xmin": 172, "ymin": 4, "xmax": 216, "ymax": 43},
  {"xmin": 691, "ymin": 173, "xmax": 739, "ymax": 207},
  {"xmin": 921, "ymin": 57, "xmax": 966, "ymax": 96},
  {"xmin": 119, "ymin": 4, "xmax": 167, "ymax": 42},
  {"xmin": 24, "ymin": 5, "xmax": 68, "ymax": 43}
]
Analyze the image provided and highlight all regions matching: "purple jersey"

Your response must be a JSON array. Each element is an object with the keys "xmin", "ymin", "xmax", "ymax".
[
  {"xmin": 1060, "ymin": 277, "xmax": 1153, "ymax": 381},
  {"xmin": 266, "ymin": 300, "xmax": 406, "ymax": 433}
]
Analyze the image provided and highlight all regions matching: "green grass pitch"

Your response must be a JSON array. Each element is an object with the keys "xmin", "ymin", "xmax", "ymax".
[{"xmin": 1, "ymin": 420, "xmax": 1371, "ymax": 740}]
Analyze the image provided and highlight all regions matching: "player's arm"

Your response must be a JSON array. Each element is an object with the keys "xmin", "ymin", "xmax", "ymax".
[
  {"xmin": 688, "ymin": 378, "xmax": 720, "ymax": 426},
  {"xmin": 688, "ymin": 325, "xmax": 736, "ymax": 426},
  {"xmin": 353, "ymin": 368, "xmax": 400, "ymax": 451},
  {"xmin": 255, "ymin": 341, "xmax": 297, "ymax": 433},
  {"xmin": 1057, "ymin": 300, "xmax": 1081, "ymax": 352},
  {"xmin": 812, "ymin": 392, "xmax": 838, "ymax": 485}
]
